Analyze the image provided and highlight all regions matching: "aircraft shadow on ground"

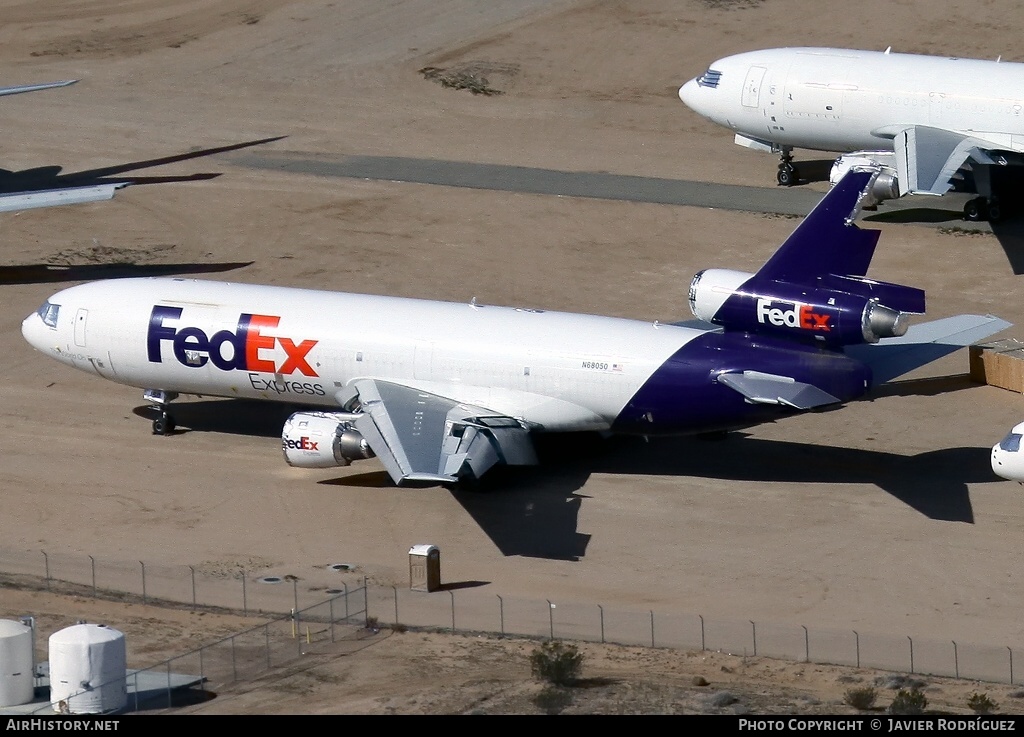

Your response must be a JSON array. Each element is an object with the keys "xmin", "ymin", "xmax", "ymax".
[
  {"xmin": 0, "ymin": 260, "xmax": 252, "ymax": 285},
  {"xmin": 790, "ymin": 158, "xmax": 835, "ymax": 185},
  {"xmin": 0, "ymin": 136, "xmax": 286, "ymax": 194},
  {"xmin": 130, "ymin": 394, "xmax": 990, "ymax": 561}
]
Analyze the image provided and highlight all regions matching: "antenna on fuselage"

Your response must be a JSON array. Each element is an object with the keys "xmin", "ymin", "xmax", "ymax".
[{"xmin": 884, "ymin": 46, "xmax": 891, "ymax": 54}]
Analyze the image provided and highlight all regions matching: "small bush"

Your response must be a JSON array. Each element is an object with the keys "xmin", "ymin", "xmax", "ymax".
[
  {"xmin": 364, "ymin": 615, "xmax": 379, "ymax": 630},
  {"xmin": 388, "ymin": 622, "xmax": 408, "ymax": 633},
  {"xmin": 889, "ymin": 688, "xmax": 928, "ymax": 715},
  {"xmin": 529, "ymin": 641, "xmax": 584, "ymax": 686},
  {"xmin": 845, "ymin": 685, "xmax": 878, "ymax": 710},
  {"xmin": 534, "ymin": 686, "xmax": 573, "ymax": 714},
  {"xmin": 968, "ymin": 692, "xmax": 998, "ymax": 713}
]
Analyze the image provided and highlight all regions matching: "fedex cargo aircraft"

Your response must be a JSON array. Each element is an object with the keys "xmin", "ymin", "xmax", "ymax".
[
  {"xmin": 679, "ymin": 47, "xmax": 1024, "ymax": 222},
  {"xmin": 21, "ymin": 169, "xmax": 1010, "ymax": 487}
]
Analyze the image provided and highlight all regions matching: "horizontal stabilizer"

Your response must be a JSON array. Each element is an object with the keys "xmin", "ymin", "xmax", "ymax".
[
  {"xmin": 0, "ymin": 183, "xmax": 128, "ymax": 213},
  {"xmin": 844, "ymin": 314, "xmax": 1012, "ymax": 384},
  {"xmin": 717, "ymin": 370, "xmax": 841, "ymax": 409}
]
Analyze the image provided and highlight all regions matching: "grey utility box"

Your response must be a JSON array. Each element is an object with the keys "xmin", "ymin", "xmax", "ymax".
[{"xmin": 409, "ymin": 544, "xmax": 441, "ymax": 592}]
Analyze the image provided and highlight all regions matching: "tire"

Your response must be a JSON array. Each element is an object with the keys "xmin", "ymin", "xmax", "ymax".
[
  {"xmin": 987, "ymin": 200, "xmax": 1003, "ymax": 223},
  {"xmin": 777, "ymin": 166, "xmax": 795, "ymax": 186},
  {"xmin": 152, "ymin": 412, "xmax": 175, "ymax": 435},
  {"xmin": 964, "ymin": 197, "xmax": 988, "ymax": 222}
]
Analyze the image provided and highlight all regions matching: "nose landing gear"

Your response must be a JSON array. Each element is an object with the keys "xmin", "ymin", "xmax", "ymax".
[{"xmin": 144, "ymin": 388, "xmax": 179, "ymax": 435}]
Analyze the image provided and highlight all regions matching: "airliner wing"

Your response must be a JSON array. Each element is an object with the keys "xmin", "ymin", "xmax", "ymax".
[
  {"xmin": 351, "ymin": 378, "xmax": 537, "ymax": 485},
  {"xmin": 844, "ymin": 314, "xmax": 1012, "ymax": 384},
  {"xmin": 0, "ymin": 80, "xmax": 76, "ymax": 98},
  {"xmin": 894, "ymin": 125, "xmax": 1002, "ymax": 196}
]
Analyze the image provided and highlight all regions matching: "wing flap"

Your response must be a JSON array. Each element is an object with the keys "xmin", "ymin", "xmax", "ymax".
[
  {"xmin": 844, "ymin": 314, "xmax": 1012, "ymax": 384},
  {"xmin": 716, "ymin": 370, "xmax": 841, "ymax": 409},
  {"xmin": 352, "ymin": 379, "xmax": 536, "ymax": 485},
  {"xmin": 894, "ymin": 125, "xmax": 999, "ymax": 196}
]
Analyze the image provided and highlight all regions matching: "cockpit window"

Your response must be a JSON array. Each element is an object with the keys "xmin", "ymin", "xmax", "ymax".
[
  {"xmin": 37, "ymin": 301, "xmax": 60, "ymax": 329},
  {"xmin": 999, "ymin": 432, "xmax": 1022, "ymax": 453},
  {"xmin": 697, "ymin": 69, "xmax": 722, "ymax": 88}
]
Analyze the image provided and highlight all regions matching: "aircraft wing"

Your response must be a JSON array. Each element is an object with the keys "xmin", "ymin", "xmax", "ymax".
[
  {"xmin": 0, "ymin": 80, "xmax": 76, "ymax": 98},
  {"xmin": 0, "ymin": 183, "xmax": 128, "ymax": 213},
  {"xmin": 844, "ymin": 314, "xmax": 1012, "ymax": 384},
  {"xmin": 351, "ymin": 378, "xmax": 537, "ymax": 485},
  {"xmin": 894, "ymin": 125, "xmax": 1003, "ymax": 196}
]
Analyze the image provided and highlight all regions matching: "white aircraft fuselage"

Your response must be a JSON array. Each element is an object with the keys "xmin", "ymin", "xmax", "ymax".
[
  {"xmin": 680, "ymin": 47, "xmax": 1024, "ymax": 155},
  {"xmin": 679, "ymin": 47, "xmax": 1024, "ymax": 220}
]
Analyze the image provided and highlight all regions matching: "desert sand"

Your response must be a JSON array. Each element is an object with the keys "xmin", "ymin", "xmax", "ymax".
[{"xmin": 3, "ymin": 0, "xmax": 1024, "ymax": 714}]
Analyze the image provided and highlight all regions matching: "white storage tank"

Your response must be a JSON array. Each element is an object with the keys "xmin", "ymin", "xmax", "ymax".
[
  {"xmin": 48, "ymin": 623, "xmax": 127, "ymax": 714},
  {"xmin": 0, "ymin": 619, "xmax": 34, "ymax": 707}
]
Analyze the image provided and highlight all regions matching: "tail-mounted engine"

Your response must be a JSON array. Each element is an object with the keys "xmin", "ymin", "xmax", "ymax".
[
  {"xmin": 830, "ymin": 152, "xmax": 900, "ymax": 206},
  {"xmin": 282, "ymin": 411, "xmax": 375, "ymax": 469},
  {"xmin": 689, "ymin": 268, "xmax": 924, "ymax": 347}
]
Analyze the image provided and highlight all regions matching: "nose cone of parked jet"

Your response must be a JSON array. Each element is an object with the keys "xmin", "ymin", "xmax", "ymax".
[
  {"xmin": 678, "ymin": 78, "xmax": 699, "ymax": 110},
  {"xmin": 21, "ymin": 311, "xmax": 45, "ymax": 351}
]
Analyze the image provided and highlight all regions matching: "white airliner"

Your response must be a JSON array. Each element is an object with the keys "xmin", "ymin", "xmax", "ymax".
[
  {"xmin": 679, "ymin": 47, "xmax": 1024, "ymax": 222},
  {"xmin": 992, "ymin": 422, "xmax": 1024, "ymax": 482},
  {"xmin": 21, "ymin": 169, "xmax": 1011, "ymax": 487}
]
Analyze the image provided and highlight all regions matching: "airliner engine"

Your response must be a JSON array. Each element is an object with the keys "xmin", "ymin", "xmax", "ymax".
[
  {"xmin": 282, "ymin": 411, "xmax": 375, "ymax": 469},
  {"xmin": 830, "ymin": 152, "xmax": 901, "ymax": 205},
  {"xmin": 688, "ymin": 268, "xmax": 918, "ymax": 346}
]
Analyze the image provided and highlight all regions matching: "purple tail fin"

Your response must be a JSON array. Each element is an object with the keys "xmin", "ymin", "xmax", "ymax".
[{"xmin": 751, "ymin": 168, "xmax": 881, "ymax": 284}]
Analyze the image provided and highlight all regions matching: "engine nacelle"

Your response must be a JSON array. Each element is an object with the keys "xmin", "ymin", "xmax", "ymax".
[
  {"xmin": 282, "ymin": 411, "xmax": 375, "ymax": 469},
  {"xmin": 830, "ymin": 152, "xmax": 901, "ymax": 205},
  {"xmin": 688, "ymin": 269, "xmax": 912, "ymax": 347}
]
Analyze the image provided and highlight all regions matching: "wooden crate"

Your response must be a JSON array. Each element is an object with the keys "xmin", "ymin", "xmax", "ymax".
[{"xmin": 969, "ymin": 338, "xmax": 1024, "ymax": 392}]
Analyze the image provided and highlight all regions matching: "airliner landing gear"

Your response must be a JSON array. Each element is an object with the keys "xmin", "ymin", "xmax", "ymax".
[
  {"xmin": 964, "ymin": 196, "xmax": 1002, "ymax": 223},
  {"xmin": 144, "ymin": 389, "xmax": 179, "ymax": 436},
  {"xmin": 777, "ymin": 149, "xmax": 800, "ymax": 187}
]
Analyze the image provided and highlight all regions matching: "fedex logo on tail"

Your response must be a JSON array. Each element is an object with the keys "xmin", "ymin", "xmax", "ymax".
[
  {"xmin": 756, "ymin": 298, "xmax": 831, "ymax": 332},
  {"xmin": 147, "ymin": 306, "xmax": 319, "ymax": 376}
]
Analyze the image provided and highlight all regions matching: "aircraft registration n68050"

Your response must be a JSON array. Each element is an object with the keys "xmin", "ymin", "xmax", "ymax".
[
  {"xmin": 22, "ymin": 169, "xmax": 1011, "ymax": 488},
  {"xmin": 679, "ymin": 47, "xmax": 1024, "ymax": 222}
]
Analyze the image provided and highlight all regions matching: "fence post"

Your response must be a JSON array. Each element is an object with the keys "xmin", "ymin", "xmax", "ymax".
[
  {"xmin": 854, "ymin": 630, "xmax": 860, "ymax": 669},
  {"xmin": 42, "ymin": 551, "xmax": 50, "ymax": 591},
  {"xmin": 802, "ymin": 625, "xmax": 809, "ymax": 663},
  {"xmin": 363, "ymin": 576, "xmax": 369, "ymax": 628},
  {"xmin": 265, "ymin": 623, "xmax": 271, "ymax": 670},
  {"xmin": 546, "ymin": 600, "xmax": 554, "ymax": 640},
  {"xmin": 953, "ymin": 640, "xmax": 959, "ymax": 679},
  {"xmin": 650, "ymin": 611, "xmax": 655, "ymax": 648},
  {"xmin": 330, "ymin": 597, "xmax": 336, "ymax": 643},
  {"xmin": 140, "ymin": 561, "xmax": 146, "ymax": 604},
  {"xmin": 166, "ymin": 661, "xmax": 172, "ymax": 708},
  {"xmin": 344, "ymin": 581, "xmax": 349, "ymax": 621},
  {"xmin": 497, "ymin": 595, "xmax": 504, "ymax": 636},
  {"xmin": 199, "ymin": 644, "xmax": 204, "ymax": 686},
  {"xmin": 241, "ymin": 571, "xmax": 247, "ymax": 617},
  {"xmin": 293, "ymin": 577, "xmax": 299, "ymax": 617},
  {"xmin": 392, "ymin": 585, "xmax": 399, "ymax": 625},
  {"xmin": 908, "ymin": 636, "xmax": 914, "ymax": 674},
  {"xmin": 231, "ymin": 636, "xmax": 237, "ymax": 682},
  {"xmin": 133, "ymin": 671, "xmax": 139, "ymax": 712},
  {"xmin": 189, "ymin": 566, "xmax": 196, "ymax": 611},
  {"xmin": 699, "ymin": 615, "xmax": 705, "ymax": 651},
  {"xmin": 89, "ymin": 555, "xmax": 96, "ymax": 598},
  {"xmin": 750, "ymin": 621, "xmax": 757, "ymax": 657},
  {"xmin": 598, "ymin": 605, "xmax": 604, "ymax": 644},
  {"xmin": 449, "ymin": 590, "xmax": 455, "ymax": 632},
  {"xmin": 1010, "ymin": 647, "xmax": 1014, "ymax": 685}
]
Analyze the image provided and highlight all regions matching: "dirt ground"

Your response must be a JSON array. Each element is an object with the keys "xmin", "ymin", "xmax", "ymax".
[{"xmin": 4, "ymin": 0, "xmax": 1024, "ymax": 715}]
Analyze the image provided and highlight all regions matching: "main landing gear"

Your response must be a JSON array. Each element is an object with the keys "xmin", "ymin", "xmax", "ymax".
[
  {"xmin": 144, "ymin": 389, "xmax": 179, "ymax": 435},
  {"xmin": 777, "ymin": 149, "xmax": 799, "ymax": 187},
  {"xmin": 964, "ymin": 196, "xmax": 1003, "ymax": 223}
]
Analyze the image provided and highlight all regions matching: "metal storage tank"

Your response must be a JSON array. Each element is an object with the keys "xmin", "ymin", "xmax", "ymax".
[
  {"xmin": 48, "ymin": 623, "xmax": 127, "ymax": 714},
  {"xmin": 0, "ymin": 619, "xmax": 34, "ymax": 707}
]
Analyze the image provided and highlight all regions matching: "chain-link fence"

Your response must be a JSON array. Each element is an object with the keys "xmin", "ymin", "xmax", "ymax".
[{"xmin": 3, "ymin": 547, "xmax": 1022, "ymax": 715}]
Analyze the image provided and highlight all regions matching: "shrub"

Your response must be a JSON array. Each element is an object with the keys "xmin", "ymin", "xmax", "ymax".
[
  {"xmin": 388, "ymin": 622, "xmax": 408, "ymax": 633},
  {"xmin": 889, "ymin": 688, "xmax": 928, "ymax": 715},
  {"xmin": 534, "ymin": 686, "xmax": 573, "ymax": 714},
  {"xmin": 844, "ymin": 685, "xmax": 878, "ymax": 710},
  {"xmin": 364, "ymin": 615, "xmax": 379, "ymax": 630},
  {"xmin": 529, "ymin": 640, "xmax": 584, "ymax": 686},
  {"xmin": 968, "ymin": 692, "xmax": 998, "ymax": 714}
]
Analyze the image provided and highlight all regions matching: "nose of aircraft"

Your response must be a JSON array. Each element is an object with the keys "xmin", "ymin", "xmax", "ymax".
[
  {"xmin": 21, "ymin": 311, "xmax": 45, "ymax": 351},
  {"xmin": 678, "ymin": 78, "xmax": 699, "ymax": 109}
]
